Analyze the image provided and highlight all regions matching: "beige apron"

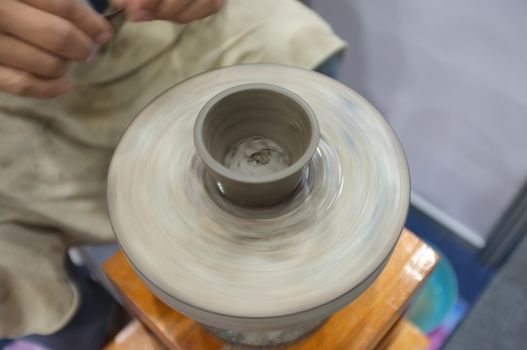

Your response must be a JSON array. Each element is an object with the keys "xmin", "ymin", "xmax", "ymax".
[{"xmin": 0, "ymin": 0, "xmax": 345, "ymax": 337}]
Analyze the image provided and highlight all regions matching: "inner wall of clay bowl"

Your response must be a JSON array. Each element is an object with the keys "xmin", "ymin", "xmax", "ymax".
[{"xmin": 201, "ymin": 87, "xmax": 314, "ymax": 177}]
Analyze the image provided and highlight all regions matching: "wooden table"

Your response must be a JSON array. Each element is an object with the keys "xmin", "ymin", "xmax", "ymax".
[{"xmin": 104, "ymin": 229, "xmax": 437, "ymax": 349}]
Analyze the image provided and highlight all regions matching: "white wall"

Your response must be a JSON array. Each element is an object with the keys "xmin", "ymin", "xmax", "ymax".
[{"xmin": 312, "ymin": 0, "xmax": 527, "ymax": 246}]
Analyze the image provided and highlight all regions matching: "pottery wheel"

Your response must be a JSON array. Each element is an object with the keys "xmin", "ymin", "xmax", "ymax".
[{"xmin": 108, "ymin": 64, "xmax": 410, "ymax": 331}]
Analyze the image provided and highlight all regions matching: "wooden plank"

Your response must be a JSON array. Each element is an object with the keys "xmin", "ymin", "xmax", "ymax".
[
  {"xmin": 103, "ymin": 229, "xmax": 438, "ymax": 350},
  {"xmin": 104, "ymin": 318, "xmax": 430, "ymax": 350},
  {"xmin": 104, "ymin": 320, "xmax": 164, "ymax": 350},
  {"xmin": 378, "ymin": 318, "xmax": 429, "ymax": 350},
  {"xmin": 287, "ymin": 229, "xmax": 437, "ymax": 350},
  {"xmin": 103, "ymin": 257, "xmax": 222, "ymax": 349},
  {"xmin": 104, "ymin": 318, "xmax": 429, "ymax": 350}
]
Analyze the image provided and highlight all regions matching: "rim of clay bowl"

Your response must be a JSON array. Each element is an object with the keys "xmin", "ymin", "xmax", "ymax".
[{"xmin": 193, "ymin": 83, "xmax": 320, "ymax": 185}]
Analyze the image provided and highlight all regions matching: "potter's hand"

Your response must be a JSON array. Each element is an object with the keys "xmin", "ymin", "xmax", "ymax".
[
  {"xmin": 112, "ymin": 0, "xmax": 223, "ymax": 23},
  {"xmin": 0, "ymin": 0, "xmax": 112, "ymax": 99}
]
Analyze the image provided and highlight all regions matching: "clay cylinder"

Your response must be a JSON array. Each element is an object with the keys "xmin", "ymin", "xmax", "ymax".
[{"xmin": 194, "ymin": 83, "xmax": 319, "ymax": 206}]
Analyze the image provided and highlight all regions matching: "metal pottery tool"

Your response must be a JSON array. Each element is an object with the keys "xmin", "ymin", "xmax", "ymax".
[
  {"xmin": 88, "ymin": 7, "xmax": 125, "ymax": 72},
  {"xmin": 103, "ymin": 7, "xmax": 125, "ymax": 33}
]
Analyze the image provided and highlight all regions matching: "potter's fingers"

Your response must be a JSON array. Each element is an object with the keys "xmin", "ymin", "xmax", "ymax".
[
  {"xmin": 111, "ymin": 0, "xmax": 126, "ymax": 8},
  {"xmin": 116, "ymin": 0, "xmax": 162, "ymax": 21},
  {"xmin": 1, "ymin": 0, "xmax": 96, "ymax": 61},
  {"xmin": 170, "ymin": 0, "xmax": 223, "ymax": 23},
  {"xmin": 21, "ymin": 0, "xmax": 112, "ymax": 43},
  {"xmin": 0, "ymin": 65, "xmax": 72, "ymax": 99},
  {"xmin": 0, "ymin": 33, "xmax": 68, "ymax": 79},
  {"xmin": 152, "ymin": 0, "xmax": 192, "ymax": 21}
]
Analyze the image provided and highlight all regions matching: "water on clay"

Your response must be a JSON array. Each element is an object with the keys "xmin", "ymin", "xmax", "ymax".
[{"xmin": 223, "ymin": 136, "xmax": 290, "ymax": 176}]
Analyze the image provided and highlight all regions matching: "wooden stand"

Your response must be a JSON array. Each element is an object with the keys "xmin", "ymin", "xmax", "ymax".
[{"xmin": 104, "ymin": 229, "xmax": 437, "ymax": 349}]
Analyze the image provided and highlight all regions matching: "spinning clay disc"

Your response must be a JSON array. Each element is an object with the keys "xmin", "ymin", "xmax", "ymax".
[{"xmin": 107, "ymin": 64, "xmax": 410, "ymax": 330}]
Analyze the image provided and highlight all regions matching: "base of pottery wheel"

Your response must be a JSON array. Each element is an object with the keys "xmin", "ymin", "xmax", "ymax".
[{"xmin": 201, "ymin": 318, "xmax": 327, "ymax": 349}]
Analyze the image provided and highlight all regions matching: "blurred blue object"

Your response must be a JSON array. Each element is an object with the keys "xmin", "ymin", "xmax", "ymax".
[
  {"xmin": 407, "ymin": 249, "xmax": 459, "ymax": 333},
  {"xmin": 314, "ymin": 52, "xmax": 342, "ymax": 79},
  {"xmin": 0, "ymin": 339, "xmax": 13, "ymax": 348},
  {"xmin": 88, "ymin": 0, "xmax": 109, "ymax": 13}
]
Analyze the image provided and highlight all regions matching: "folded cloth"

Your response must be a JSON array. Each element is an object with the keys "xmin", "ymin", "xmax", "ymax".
[{"xmin": 0, "ymin": 0, "xmax": 345, "ymax": 338}]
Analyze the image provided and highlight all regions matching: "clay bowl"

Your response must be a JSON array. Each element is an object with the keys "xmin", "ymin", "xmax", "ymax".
[{"xmin": 194, "ymin": 83, "xmax": 319, "ymax": 207}]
